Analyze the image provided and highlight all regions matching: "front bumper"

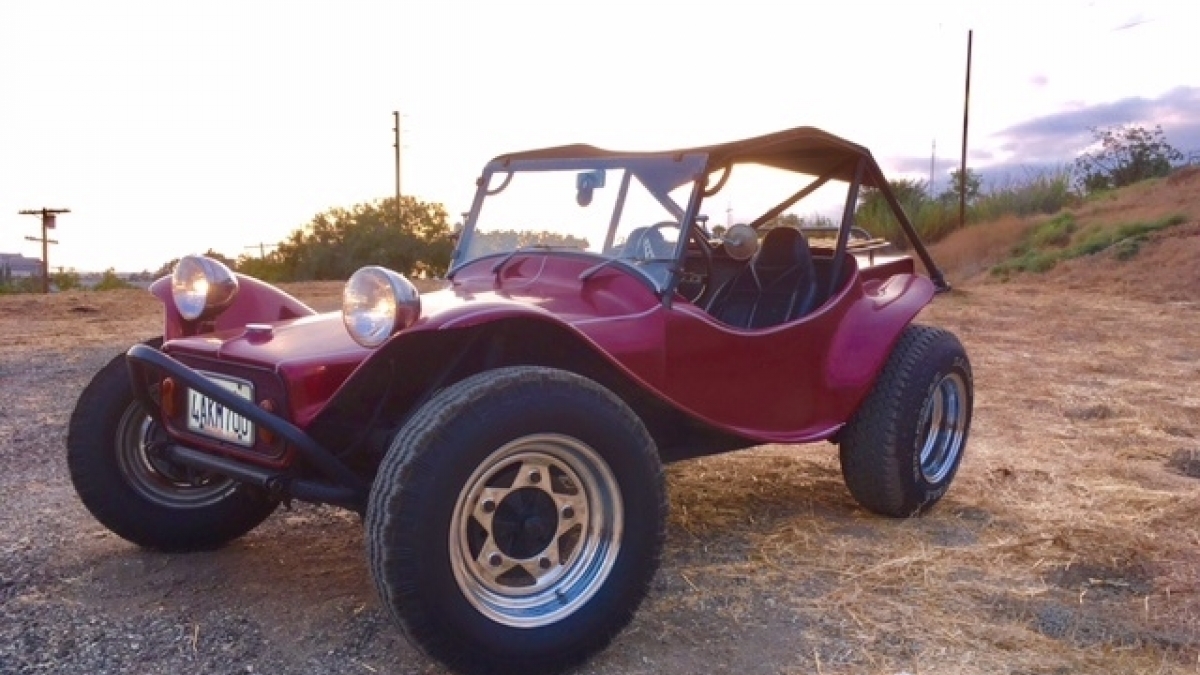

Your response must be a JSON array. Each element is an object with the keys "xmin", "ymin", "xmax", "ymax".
[{"xmin": 126, "ymin": 344, "xmax": 370, "ymax": 510}]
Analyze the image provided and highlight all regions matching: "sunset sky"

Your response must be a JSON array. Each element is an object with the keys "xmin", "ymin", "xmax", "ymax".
[{"xmin": 2, "ymin": 0, "xmax": 1197, "ymax": 273}]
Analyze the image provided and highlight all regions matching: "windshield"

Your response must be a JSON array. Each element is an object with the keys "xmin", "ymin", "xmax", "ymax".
[{"xmin": 453, "ymin": 154, "xmax": 706, "ymax": 291}]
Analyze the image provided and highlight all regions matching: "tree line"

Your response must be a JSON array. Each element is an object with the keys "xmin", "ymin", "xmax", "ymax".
[{"xmin": 155, "ymin": 195, "xmax": 455, "ymax": 283}]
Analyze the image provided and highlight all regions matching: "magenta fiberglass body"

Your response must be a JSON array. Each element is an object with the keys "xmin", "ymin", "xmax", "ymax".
[{"xmin": 157, "ymin": 245, "xmax": 930, "ymax": 449}]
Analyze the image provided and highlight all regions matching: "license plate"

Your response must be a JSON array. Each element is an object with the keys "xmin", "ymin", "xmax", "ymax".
[{"xmin": 187, "ymin": 373, "xmax": 255, "ymax": 447}]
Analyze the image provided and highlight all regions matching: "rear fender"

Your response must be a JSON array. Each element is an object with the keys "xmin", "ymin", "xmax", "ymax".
[
  {"xmin": 826, "ymin": 273, "xmax": 935, "ymax": 406},
  {"xmin": 149, "ymin": 274, "xmax": 317, "ymax": 340}
]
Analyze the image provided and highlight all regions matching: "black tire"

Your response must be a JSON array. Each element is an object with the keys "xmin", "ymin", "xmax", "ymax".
[
  {"xmin": 366, "ymin": 366, "xmax": 666, "ymax": 675},
  {"xmin": 67, "ymin": 341, "xmax": 278, "ymax": 551},
  {"xmin": 838, "ymin": 325, "xmax": 973, "ymax": 517}
]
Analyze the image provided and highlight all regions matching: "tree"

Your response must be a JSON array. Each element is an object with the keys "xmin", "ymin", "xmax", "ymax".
[
  {"xmin": 1074, "ymin": 124, "xmax": 1183, "ymax": 192},
  {"xmin": 467, "ymin": 229, "xmax": 590, "ymax": 258},
  {"xmin": 939, "ymin": 168, "xmax": 982, "ymax": 206},
  {"xmin": 856, "ymin": 178, "xmax": 930, "ymax": 245},
  {"xmin": 235, "ymin": 250, "xmax": 288, "ymax": 283},
  {"xmin": 275, "ymin": 195, "xmax": 454, "ymax": 281}
]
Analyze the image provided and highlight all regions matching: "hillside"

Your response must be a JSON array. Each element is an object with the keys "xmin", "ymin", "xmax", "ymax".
[{"xmin": 929, "ymin": 165, "xmax": 1200, "ymax": 303}]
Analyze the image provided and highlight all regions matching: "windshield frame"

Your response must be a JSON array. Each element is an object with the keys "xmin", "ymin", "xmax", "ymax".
[{"xmin": 448, "ymin": 153, "xmax": 709, "ymax": 295}]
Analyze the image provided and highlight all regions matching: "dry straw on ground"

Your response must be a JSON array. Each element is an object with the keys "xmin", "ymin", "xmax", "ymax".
[{"xmin": 1, "ymin": 176, "xmax": 1198, "ymax": 673}]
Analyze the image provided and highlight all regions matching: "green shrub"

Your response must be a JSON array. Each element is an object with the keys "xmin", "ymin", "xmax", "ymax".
[
  {"xmin": 994, "ymin": 212, "xmax": 1187, "ymax": 274},
  {"xmin": 1029, "ymin": 213, "xmax": 1076, "ymax": 248},
  {"xmin": 0, "ymin": 277, "xmax": 42, "ymax": 294},
  {"xmin": 972, "ymin": 167, "xmax": 1074, "ymax": 221},
  {"xmin": 92, "ymin": 269, "xmax": 132, "ymax": 291},
  {"xmin": 52, "ymin": 269, "xmax": 82, "ymax": 291}
]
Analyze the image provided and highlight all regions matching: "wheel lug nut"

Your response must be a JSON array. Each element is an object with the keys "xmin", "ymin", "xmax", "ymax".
[
  {"xmin": 561, "ymin": 506, "xmax": 574, "ymax": 520},
  {"xmin": 529, "ymin": 471, "xmax": 541, "ymax": 484},
  {"xmin": 481, "ymin": 499, "xmax": 496, "ymax": 513},
  {"xmin": 489, "ymin": 553, "xmax": 503, "ymax": 567},
  {"xmin": 539, "ymin": 557, "xmax": 551, "ymax": 569}
]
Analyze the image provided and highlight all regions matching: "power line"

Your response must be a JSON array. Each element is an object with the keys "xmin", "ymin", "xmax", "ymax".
[
  {"xmin": 244, "ymin": 242, "xmax": 279, "ymax": 258},
  {"xmin": 18, "ymin": 208, "xmax": 69, "ymax": 294}
]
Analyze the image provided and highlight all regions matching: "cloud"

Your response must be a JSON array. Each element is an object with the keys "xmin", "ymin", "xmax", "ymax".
[
  {"xmin": 1113, "ymin": 14, "xmax": 1153, "ymax": 30},
  {"xmin": 992, "ymin": 86, "xmax": 1200, "ymax": 163},
  {"xmin": 884, "ymin": 87, "xmax": 1200, "ymax": 189}
]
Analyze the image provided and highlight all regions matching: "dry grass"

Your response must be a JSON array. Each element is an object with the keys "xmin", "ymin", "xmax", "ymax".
[
  {"xmin": 639, "ymin": 282, "xmax": 1200, "ymax": 674},
  {"xmin": 3, "ymin": 182, "xmax": 1199, "ymax": 673},
  {"xmin": 922, "ymin": 214, "xmax": 1033, "ymax": 281}
]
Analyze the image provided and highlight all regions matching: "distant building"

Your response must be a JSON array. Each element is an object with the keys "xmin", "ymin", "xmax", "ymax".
[{"xmin": 0, "ymin": 252, "xmax": 42, "ymax": 279}]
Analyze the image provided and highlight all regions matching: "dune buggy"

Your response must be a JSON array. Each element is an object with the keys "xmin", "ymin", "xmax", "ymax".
[{"xmin": 68, "ymin": 126, "xmax": 972, "ymax": 675}]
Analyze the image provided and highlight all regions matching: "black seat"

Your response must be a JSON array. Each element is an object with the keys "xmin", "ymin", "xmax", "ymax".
[
  {"xmin": 621, "ymin": 226, "xmax": 669, "ymax": 259},
  {"xmin": 707, "ymin": 227, "xmax": 819, "ymax": 328}
]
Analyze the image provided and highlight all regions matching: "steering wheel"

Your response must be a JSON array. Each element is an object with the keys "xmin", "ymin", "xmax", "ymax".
[{"xmin": 629, "ymin": 221, "xmax": 712, "ymax": 304}]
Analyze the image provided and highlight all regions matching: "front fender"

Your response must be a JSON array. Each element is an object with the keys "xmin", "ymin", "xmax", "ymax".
[
  {"xmin": 150, "ymin": 274, "xmax": 316, "ymax": 340},
  {"xmin": 304, "ymin": 308, "xmax": 668, "ymax": 453}
]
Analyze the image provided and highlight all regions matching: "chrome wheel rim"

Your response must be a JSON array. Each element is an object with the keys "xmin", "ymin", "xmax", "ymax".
[
  {"xmin": 114, "ymin": 404, "xmax": 236, "ymax": 508},
  {"xmin": 916, "ymin": 372, "xmax": 968, "ymax": 484},
  {"xmin": 449, "ymin": 433, "xmax": 623, "ymax": 628}
]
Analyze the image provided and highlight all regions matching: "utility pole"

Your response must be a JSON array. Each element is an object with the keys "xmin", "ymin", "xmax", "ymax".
[
  {"xmin": 929, "ymin": 139, "xmax": 937, "ymax": 200},
  {"xmin": 958, "ymin": 30, "xmax": 973, "ymax": 230},
  {"xmin": 19, "ymin": 208, "xmax": 68, "ymax": 294},
  {"xmin": 392, "ymin": 110, "xmax": 402, "ymax": 217}
]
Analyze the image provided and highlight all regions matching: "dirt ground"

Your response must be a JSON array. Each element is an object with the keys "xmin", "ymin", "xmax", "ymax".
[{"xmin": 1, "ymin": 269, "xmax": 1198, "ymax": 674}]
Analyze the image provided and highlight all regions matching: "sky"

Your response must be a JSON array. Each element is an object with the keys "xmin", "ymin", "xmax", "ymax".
[{"xmin": 2, "ymin": 0, "xmax": 1198, "ymax": 273}]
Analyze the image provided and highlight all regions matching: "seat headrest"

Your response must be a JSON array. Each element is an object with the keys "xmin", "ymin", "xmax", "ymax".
[
  {"xmin": 624, "ymin": 227, "xmax": 667, "ymax": 258},
  {"xmin": 755, "ymin": 227, "xmax": 810, "ymax": 268}
]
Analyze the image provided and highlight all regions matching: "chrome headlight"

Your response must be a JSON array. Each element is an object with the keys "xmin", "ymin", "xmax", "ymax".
[
  {"xmin": 171, "ymin": 255, "xmax": 239, "ymax": 321},
  {"xmin": 342, "ymin": 266, "xmax": 421, "ymax": 348}
]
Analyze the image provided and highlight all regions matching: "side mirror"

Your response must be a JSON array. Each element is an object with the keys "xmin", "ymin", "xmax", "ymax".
[{"xmin": 722, "ymin": 224, "xmax": 758, "ymax": 261}]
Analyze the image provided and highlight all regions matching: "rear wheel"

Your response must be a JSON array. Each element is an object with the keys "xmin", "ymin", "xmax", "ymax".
[
  {"xmin": 367, "ymin": 366, "xmax": 666, "ymax": 675},
  {"xmin": 67, "ymin": 342, "xmax": 278, "ymax": 551},
  {"xmin": 839, "ymin": 325, "xmax": 973, "ymax": 517}
]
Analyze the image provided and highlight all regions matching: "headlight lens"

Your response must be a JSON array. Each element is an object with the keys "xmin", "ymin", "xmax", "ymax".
[
  {"xmin": 172, "ymin": 255, "xmax": 239, "ymax": 321},
  {"xmin": 343, "ymin": 266, "xmax": 421, "ymax": 348}
]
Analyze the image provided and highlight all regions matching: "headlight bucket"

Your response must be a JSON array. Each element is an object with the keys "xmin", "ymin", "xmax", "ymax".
[
  {"xmin": 342, "ymin": 266, "xmax": 421, "ymax": 348},
  {"xmin": 171, "ymin": 255, "xmax": 239, "ymax": 321}
]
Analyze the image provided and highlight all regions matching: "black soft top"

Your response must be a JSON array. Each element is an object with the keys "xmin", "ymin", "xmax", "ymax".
[{"xmin": 490, "ymin": 126, "xmax": 889, "ymax": 189}]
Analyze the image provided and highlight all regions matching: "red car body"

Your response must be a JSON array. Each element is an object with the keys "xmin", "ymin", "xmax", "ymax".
[
  {"xmin": 126, "ymin": 125, "xmax": 951, "ymax": 501},
  {"xmin": 79, "ymin": 125, "xmax": 970, "ymax": 675},
  {"xmin": 154, "ymin": 247, "xmax": 930, "ymax": 457}
]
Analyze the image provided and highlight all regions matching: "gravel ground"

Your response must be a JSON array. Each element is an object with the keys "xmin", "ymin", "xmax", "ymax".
[{"xmin": 2, "ymin": 282, "xmax": 1198, "ymax": 675}]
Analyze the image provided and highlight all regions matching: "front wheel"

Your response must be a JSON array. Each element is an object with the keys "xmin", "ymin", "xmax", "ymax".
[
  {"xmin": 67, "ymin": 342, "xmax": 278, "ymax": 551},
  {"xmin": 366, "ymin": 366, "xmax": 666, "ymax": 675},
  {"xmin": 839, "ymin": 325, "xmax": 973, "ymax": 517}
]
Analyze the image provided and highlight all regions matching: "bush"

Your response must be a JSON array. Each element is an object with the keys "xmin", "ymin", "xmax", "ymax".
[
  {"xmin": 0, "ymin": 277, "xmax": 42, "ymax": 294},
  {"xmin": 972, "ymin": 167, "xmax": 1075, "ymax": 221},
  {"xmin": 856, "ymin": 168, "xmax": 1078, "ymax": 248},
  {"xmin": 1074, "ymin": 125, "xmax": 1183, "ymax": 193},
  {"xmin": 1029, "ymin": 213, "xmax": 1077, "ymax": 248},
  {"xmin": 52, "ymin": 269, "xmax": 82, "ymax": 291},
  {"xmin": 92, "ymin": 269, "xmax": 133, "ymax": 291}
]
